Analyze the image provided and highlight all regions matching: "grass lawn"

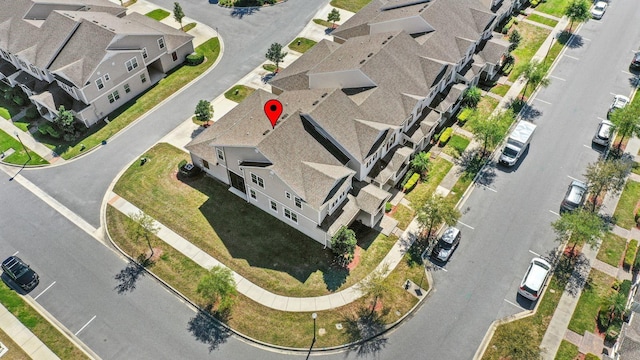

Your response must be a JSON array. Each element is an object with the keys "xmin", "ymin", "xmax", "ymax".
[
  {"xmin": 224, "ymin": 85, "xmax": 256, "ymax": 103},
  {"xmin": 392, "ymin": 204, "xmax": 414, "ymax": 230},
  {"xmin": 568, "ymin": 269, "xmax": 615, "ymax": 335},
  {"xmin": 527, "ymin": 14, "xmax": 559, "ymax": 28},
  {"xmin": 0, "ymin": 107, "xmax": 9, "ymax": 119},
  {"xmin": 0, "ymin": 130, "xmax": 48, "ymax": 165},
  {"xmin": 405, "ymin": 157, "xmax": 454, "ymax": 209},
  {"xmin": 483, "ymin": 276, "xmax": 564, "ymax": 360},
  {"xmin": 313, "ymin": 19, "xmax": 333, "ymax": 28},
  {"xmin": 477, "ymin": 96, "xmax": 500, "ymax": 114},
  {"xmin": 613, "ymin": 180, "xmax": 640, "ymax": 229},
  {"xmin": 145, "ymin": 9, "xmax": 170, "ymax": 21},
  {"xmin": 443, "ymin": 134, "xmax": 470, "ymax": 159},
  {"xmin": 0, "ymin": 282, "xmax": 88, "ymax": 359},
  {"xmin": 12, "ymin": 117, "xmax": 31, "ymax": 132},
  {"xmin": 633, "ymin": 162, "xmax": 640, "ymax": 176},
  {"xmin": 535, "ymin": 0, "xmax": 572, "ymax": 18},
  {"xmin": 555, "ymin": 339, "xmax": 579, "ymax": 360},
  {"xmin": 288, "ymin": 37, "xmax": 317, "ymax": 53},
  {"xmin": 596, "ymin": 232, "xmax": 627, "ymax": 267},
  {"xmin": 330, "ymin": 0, "xmax": 372, "ymax": 13},
  {"xmin": 0, "ymin": 328, "xmax": 30, "ymax": 359},
  {"xmin": 183, "ymin": 22, "xmax": 196, "ymax": 32},
  {"xmin": 55, "ymin": 38, "xmax": 220, "ymax": 159},
  {"xmin": 508, "ymin": 22, "xmax": 552, "ymax": 82},
  {"xmin": 108, "ymin": 206, "xmax": 424, "ymax": 347},
  {"xmin": 263, "ymin": 63, "xmax": 277, "ymax": 72},
  {"xmin": 111, "ymin": 143, "xmax": 400, "ymax": 297},
  {"xmin": 490, "ymin": 84, "xmax": 510, "ymax": 97}
]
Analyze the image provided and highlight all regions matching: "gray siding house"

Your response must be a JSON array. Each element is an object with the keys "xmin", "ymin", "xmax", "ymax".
[
  {"xmin": 0, "ymin": 0, "xmax": 194, "ymax": 127},
  {"xmin": 187, "ymin": 0, "xmax": 516, "ymax": 246}
]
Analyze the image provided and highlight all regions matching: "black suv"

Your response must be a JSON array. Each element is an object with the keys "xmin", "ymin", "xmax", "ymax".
[
  {"xmin": 2, "ymin": 256, "xmax": 39, "ymax": 291},
  {"xmin": 631, "ymin": 52, "xmax": 640, "ymax": 70}
]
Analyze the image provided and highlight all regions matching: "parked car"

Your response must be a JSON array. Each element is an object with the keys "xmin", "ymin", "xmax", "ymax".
[
  {"xmin": 430, "ymin": 227, "xmax": 461, "ymax": 262},
  {"xmin": 631, "ymin": 52, "xmax": 640, "ymax": 70},
  {"xmin": 1, "ymin": 256, "xmax": 39, "ymax": 291},
  {"xmin": 560, "ymin": 180, "xmax": 588, "ymax": 212},
  {"xmin": 518, "ymin": 257, "xmax": 552, "ymax": 301},
  {"xmin": 592, "ymin": 119, "xmax": 614, "ymax": 147},
  {"xmin": 608, "ymin": 95, "xmax": 630, "ymax": 117},
  {"xmin": 591, "ymin": 1, "xmax": 607, "ymax": 19},
  {"xmin": 179, "ymin": 163, "xmax": 202, "ymax": 177}
]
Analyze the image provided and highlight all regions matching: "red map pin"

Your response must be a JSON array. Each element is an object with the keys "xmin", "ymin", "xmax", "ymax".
[{"xmin": 264, "ymin": 99, "xmax": 283, "ymax": 129}]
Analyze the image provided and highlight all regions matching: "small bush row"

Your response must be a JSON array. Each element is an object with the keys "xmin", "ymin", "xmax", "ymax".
[
  {"xmin": 401, "ymin": 169, "xmax": 415, "ymax": 188},
  {"xmin": 501, "ymin": 17, "xmax": 518, "ymax": 34},
  {"xmin": 457, "ymin": 107, "xmax": 473, "ymax": 123},
  {"xmin": 439, "ymin": 127, "xmax": 453, "ymax": 145},
  {"xmin": 37, "ymin": 122, "xmax": 60, "ymax": 138},
  {"xmin": 403, "ymin": 173, "xmax": 420, "ymax": 193},
  {"xmin": 623, "ymin": 239, "xmax": 638, "ymax": 270},
  {"xmin": 186, "ymin": 53, "xmax": 204, "ymax": 66}
]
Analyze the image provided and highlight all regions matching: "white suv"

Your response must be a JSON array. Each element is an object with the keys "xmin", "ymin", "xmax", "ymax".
[{"xmin": 518, "ymin": 258, "xmax": 551, "ymax": 301}]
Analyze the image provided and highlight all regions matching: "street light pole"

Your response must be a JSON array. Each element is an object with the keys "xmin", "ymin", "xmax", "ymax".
[
  {"xmin": 306, "ymin": 313, "xmax": 317, "ymax": 360},
  {"xmin": 14, "ymin": 131, "xmax": 31, "ymax": 164}
]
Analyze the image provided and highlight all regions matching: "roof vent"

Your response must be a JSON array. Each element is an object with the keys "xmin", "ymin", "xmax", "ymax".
[
  {"xmin": 92, "ymin": 20, "xmax": 98, "ymax": 24},
  {"xmin": 387, "ymin": 35, "xmax": 393, "ymax": 40},
  {"xmin": 359, "ymin": 59, "xmax": 365, "ymax": 64},
  {"xmin": 321, "ymin": 92, "xmax": 328, "ymax": 98},
  {"xmin": 312, "ymin": 100, "xmax": 319, "ymax": 106},
  {"xmin": 367, "ymin": 52, "xmax": 373, "ymax": 57},
  {"xmin": 281, "ymin": 113, "xmax": 289, "ymax": 119},
  {"xmin": 263, "ymin": 130, "xmax": 270, "ymax": 136},
  {"xmin": 382, "ymin": 40, "xmax": 387, "ymax": 45}
]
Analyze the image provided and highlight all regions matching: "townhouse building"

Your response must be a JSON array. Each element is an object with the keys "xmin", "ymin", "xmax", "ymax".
[
  {"xmin": 0, "ymin": 0, "xmax": 194, "ymax": 127},
  {"xmin": 187, "ymin": 0, "xmax": 517, "ymax": 247}
]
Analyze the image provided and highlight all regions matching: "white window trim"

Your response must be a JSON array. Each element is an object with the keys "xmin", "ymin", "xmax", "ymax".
[
  {"xmin": 294, "ymin": 197, "xmax": 302, "ymax": 209},
  {"xmin": 216, "ymin": 148, "xmax": 224, "ymax": 161},
  {"xmin": 270, "ymin": 200, "xmax": 278, "ymax": 213},
  {"xmin": 125, "ymin": 57, "xmax": 138, "ymax": 72},
  {"xmin": 284, "ymin": 208, "xmax": 298, "ymax": 224},
  {"xmin": 158, "ymin": 37, "xmax": 165, "ymax": 50},
  {"xmin": 142, "ymin": 47, "xmax": 148, "ymax": 59},
  {"xmin": 250, "ymin": 172, "xmax": 264, "ymax": 188},
  {"xmin": 249, "ymin": 189, "xmax": 257, "ymax": 200},
  {"xmin": 285, "ymin": 191, "xmax": 291, "ymax": 199},
  {"xmin": 95, "ymin": 78, "xmax": 104, "ymax": 90},
  {"xmin": 104, "ymin": 73, "xmax": 110, "ymax": 81}
]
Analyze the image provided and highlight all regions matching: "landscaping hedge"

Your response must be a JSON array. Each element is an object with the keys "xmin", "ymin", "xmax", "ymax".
[
  {"xmin": 38, "ymin": 122, "xmax": 60, "ymax": 138},
  {"xmin": 186, "ymin": 53, "xmax": 205, "ymax": 66},
  {"xmin": 634, "ymin": 247, "xmax": 640, "ymax": 272},
  {"xmin": 585, "ymin": 354, "xmax": 600, "ymax": 360},
  {"xmin": 403, "ymin": 173, "xmax": 420, "ymax": 193},
  {"xmin": 385, "ymin": 202, "xmax": 392, "ymax": 213},
  {"xmin": 624, "ymin": 240, "xmax": 638, "ymax": 270},
  {"xmin": 439, "ymin": 127, "xmax": 453, "ymax": 145},
  {"xmin": 619, "ymin": 279, "xmax": 632, "ymax": 297},
  {"xmin": 401, "ymin": 169, "xmax": 415, "ymax": 187},
  {"xmin": 457, "ymin": 107, "xmax": 473, "ymax": 123}
]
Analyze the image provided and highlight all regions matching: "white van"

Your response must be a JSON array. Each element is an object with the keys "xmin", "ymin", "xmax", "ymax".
[{"xmin": 518, "ymin": 258, "xmax": 552, "ymax": 301}]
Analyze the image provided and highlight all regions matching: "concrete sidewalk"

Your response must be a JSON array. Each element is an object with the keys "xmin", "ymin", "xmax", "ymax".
[{"xmin": 0, "ymin": 304, "xmax": 59, "ymax": 359}]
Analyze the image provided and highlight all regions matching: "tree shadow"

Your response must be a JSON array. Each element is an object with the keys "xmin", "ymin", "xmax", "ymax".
[
  {"xmin": 475, "ymin": 161, "xmax": 497, "ymax": 188},
  {"xmin": 455, "ymin": 147, "xmax": 494, "ymax": 186},
  {"xmin": 564, "ymin": 32, "xmax": 585, "ymax": 49},
  {"xmin": 230, "ymin": 6, "xmax": 260, "ymax": 18},
  {"xmin": 187, "ymin": 309, "xmax": 231, "ymax": 352},
  {"xmin": 190, "ymin": 126, "xmax": 206, "ymax": 140},
  {"xmin": 323, "ymin": 263, "xmax": 349, "ymax": 292},
  {"xmin": 342, "ymin": 307, "xmax": 388, "ymax": 357},
  {"xmin": 113, "ymin": 261, "xmax": 146, "ymax": 294},
  {"xmin": 519, "ymin": 103, "xmax": 543, "ymax": 121},
  {"xmin": 545, "ymin": 248, "xmax": 590, "ymax": 297}
]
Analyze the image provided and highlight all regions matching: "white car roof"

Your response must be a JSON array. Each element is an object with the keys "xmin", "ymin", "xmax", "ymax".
[
  {"xmin": 523, "ymin": 258, "xmax": 551, "ymax": 291},
  {"xmin": 613, "ymin": 95, "xmax": 630, "ymax": 108}
]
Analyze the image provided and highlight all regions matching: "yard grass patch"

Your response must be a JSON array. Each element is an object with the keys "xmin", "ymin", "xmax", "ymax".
[
  {"xmin": 224, "ymin": 85, "xmax": 256, "ymax": 103},
  {"xmin": 596, "ymin": 232, "xmax": 627, "ymax": 267},
  {"xmin": 406, "ymin": 157, "xmax": 454, "ymax": 209},
  {"xmin": 313, "ymin": 19, "xmax": 333, "ymax": 28},
  {"xmin": 477, "ymin": 96, "xmax": 500, "ymax": 114},
  {"xmin": 145, "ymin": 9, "xmax": 170, "ymax": 21},
  {"xmin": 108, "ymin": 206, "xmax": 424, "ymax": 347},
  {"xmin": 568, "ymin": 269, "xmax": 615, "ymax": 335},
  {"xmin": 288, "ymin": 37, "xmax": 317, "ymax": 53},
  {"xmin": 508, "ymin": 22, "xmax": 552, "ymax": 82},
  {"xmin": 330, "ymin": 0, "xmax": 372, "ymax": 13},
  {"xmin": 183, "ymin": 22, "xmax": 196, "ymax": 32},
  {"xmin": 555, "ymin": 340, "xmax": 579, "ymax": 360},
  {"xmin": 535, "ymin": 0, "xmax": 572, "ymax": 18},
  {"xmin": 12, "ymin": 117, "xmax": 31, "ymax": 132},
  {"xmin": 443, "ymin": 134, "xmax": 470, "ymax": 159},
  {"xmin": 0, "ymin": 130, "xmax": 48, "ymax": 165},
  {"xmin": 490, "ymin": 84, "xmax": 510, "ymax": 97},
  {"xmin": 613, "ymin": 180, "xmax": 640, "ymax": 229},
  {"xmin": 526, "ymin": 14, "xmax": 559, "ymax": 28},
  {"xmin": 632, "ymin": 162, "xmax": 640, "ymax": 176},
  {"xmin": 392, "ymin": 204, "xmax": 414, "ymax": 230},
  {"xmin": 0, "ymin": 107, "xmax": 9, "ymax": 119}
]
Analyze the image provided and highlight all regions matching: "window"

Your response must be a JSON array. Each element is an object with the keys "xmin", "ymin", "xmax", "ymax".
[
  {"xmin": 285, "ymin": 192, "xmax": 291, "ymax": 199},
  {"xmin": 270, "ymin": 200, "xmax": 277, "ymax": 212},
  {"xmin": 140, "ymin": 73, "xmax": 147, "ymax": 83},
  {"xmin": 124, "ymin": 84, "xmax": 131, "ymax": 93},
  {"xmin": 294, "ymin": 197, "xmax": 302, "ymax": 209},
  {"xmin": 250, "ymin": 173, "xmax": 264, "ymax": 188},
  {"xmin": 202, "ymin": 159, "xmax": 209, "ymax": 169},
  {"xmin": 250, "ymin": 189, "xmax": 256, "ymax": 200},
  {"xmin": 107, "ymin": 90, "xmax": 120, "ymax": 103},
  {"xmin": 142, "ymin": 47, "xmax": 148, "ymax": 59},
  {"xmin": 96, "ymin": 78, "xmax": 104, "ymax": 90},
  {"xmin": 104, "ymin": 73, "xmax": 110, "ymax": 81},
  {"xmin": 284, "ymin": 208, "xmax": 298, "ymax": 223},
  {"xmin": 216, "ymin": 148, "xmax": 224, "ymax": 161},
  {"xmin": 125, "ymin": 57, "xmax": 138, "ymax": 72},
  {"xmin": 171, "ymin": 52, "xmax": 178, "ymax": 61},
  {"xmin": 158, "ymin": 37, "xmax": 165, "ymax": 49}
]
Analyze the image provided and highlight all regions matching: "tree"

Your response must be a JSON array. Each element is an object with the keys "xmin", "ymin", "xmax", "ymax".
[
  {"xmin": 609, "ymin": 101, "xmax": 640, "ymax": 149},
  {"xmin": 331, "ymin": 226, "xmax": 357, "ymax": 265},
  {"xmin": 466, "ymin": 109, "xmax": 513, "ymax": 154},
  {"xmin": 410, "ymin": 151, "xmax": 430, "ymax": 175},
  {"xmin": 173, "ymin": 2, "xmax": 185, "ymax": 31},
  {"xmin": 564, "ymin": 0, "xmax": 590, "ymax": 32},
  {"xmin": 520, "ymin": 60, "xmax": 551, "ymax": 101},
  {"xmin": 551, "ymin": 209, "xmax": 604, "ymax": 254},
  {"xmin": 602, "ymin": 291, "xmax": 626, "ymax": 328},
  {"xmin": 416, "ymin": 194, "xmax": 461, "ymax": 243},
  {"xmin": 584, "ymin": 158, "xmax": 632, "ymax": 211},
  {"xmin": 196, "ymin": 266, "xmax": 237, "ymax": 312},
  {"xmin": 265, "ymin": 43, "xmax": 287, "ymax": 72},
  {"xmin": 508, "ymin": 29, "xmax": 521, "ymax": 52},
  {"xmin": 53, "ymin": 105, "xmax": 76, "ymax": 136},
  {"xmin": 126, "ymin": 211, "xmax": 160, "ymax": 262},
  {"xmin": 356, "ymin": 264, "xmax": 391, "ymax": 315},
  {"xmin": 327, "ymin": 8, "xmax": 341, "ymax": 28},
  {"xmin": 194, "ymin": 99, "xmax": 213, "ymax": 122},
  {"xmin": 462, "ymin": 86, "xmax": 481, "ymax": 108}
]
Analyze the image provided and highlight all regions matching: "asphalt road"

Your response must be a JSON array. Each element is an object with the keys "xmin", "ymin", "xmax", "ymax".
[{"xmin": 2, "ymin": 1, "xmax": 640, "ymax": 359}]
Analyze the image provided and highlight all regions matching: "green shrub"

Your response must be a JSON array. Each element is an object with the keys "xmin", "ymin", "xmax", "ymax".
[
  {"xmin": 25, "ymin": 106, "xmax": 38, "ymax": 119},
  {"xmin": 605, "ymin": 326, "xmax": 621, "ymax": 343},
  {"xmin": 457, "ymin": 107, "xmax": 473, "ymax": 123},
  {"xmin": 385, "ymin": 202, "xmax": 392, "ymax": 213},
  {"xmin": 401, "ymin": 169, "xmax": 415, "ymax": 187},
  {"xmin": 530, "ymin": 0, "xmax": 541, "ymax": 6},
  {"xmin": 186, "ymin": 52, "xmax": 204, "ymax": 66},
  {"xmin": 38, "ymin": 122, "xmax": 60, "ymax": 138},
  {"xmin": 178, "ymin": 159, "xmax": 187, "ymax": 170},
  {"xmin": 433, "ymin": 128, "xmax": 444, "ymax": 143},
  {"xmin": 619, "ymin": 280, "xmax": 632, "ymax": 297},
  {"xmin": 624, "ymin": 240, "xmax": 639, "ymax": 270},
  {"xmin": 634, "ymin": 247, "xmax": 640, "ymax": 272},
  {"xmin": 12, "ymin": 96, "xmax": 24, "ymax": 106},
  {"xmin": 439, "ymin": 127, "xmax": 453, "ymax": 145},
  {"xmin": 403, "ymin": 173, "xmax": 420, "ymax": 193},
  {"xmin": 502, "ymin": 17, "xmax": 516, "ymax": 34}
]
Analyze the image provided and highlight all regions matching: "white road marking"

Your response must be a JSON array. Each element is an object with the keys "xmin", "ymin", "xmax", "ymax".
[
  {"xmin": 504, "ymin": 299, "xmax": 527, "ymax": 311},
  {"xmin": 564, "ymin": 55, "xmax": 579, "ymax": 61},
  {"xmin": 549, "ymin": 210, "xmax": 560, "ymax": 216},
  {"xmin": 75, "ymin": 315, "xmax": 97, "ymax": 336},
  {"xmin": 33, "ymin": 281, "xmax": 56, "ymax": 301},
  {"xmin": 476, "ymin": 183, "xmax": 497, "ymax": 192},
  {"xmin": 567, "ymin": 175, "xmax": 581, "ymax": 182},
  {"xmin": 11, "ymin": 251, "xmax": 19, "ymax": 256},
  {"xmin": 622, "ymin": 70, "xmax": 633, "ymax": 76},
  {"xmin": 610, "ymin": 92, "xmax": 618, "ymax": 96},
  {"xmin": 456, "ymin": 221, "xmax": 475, "ymax": 230},
  {"xmin": 582, "ymin": 37, "xmax": 591, "ymax": 41},
  {"xmin": 584, "ymin": 144, "xmax": 592, "ymax": 149},
  {"xmin": 529, "ymin": 250, "xmax": 541, "ymax": 257},
  {"xmin": 550, "ymin": 75, "xmax": 566, "ymax": 81},
  {"xmin": 534, "ymin": 98, "xmax": 552, "ymax": 105},
  {"xmin": 597, "ymin": 117, "xmax": 608, "ymax": 122}
]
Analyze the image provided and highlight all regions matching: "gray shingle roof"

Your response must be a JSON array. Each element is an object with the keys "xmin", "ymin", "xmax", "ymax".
[
  {"xmin": 269, "ymin": 39, "xmax": 340, "ymax": 92},
  {"xmin": 124, "ymin": 12, "xmax": 193, "ymax": 52},
  {"xmin": 321, "ymin": 194, "xmax": 360, "ymax": 235},
  {"xmin": 355, "ymin": 184, "xmax": 391, "ymax": 214}
]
